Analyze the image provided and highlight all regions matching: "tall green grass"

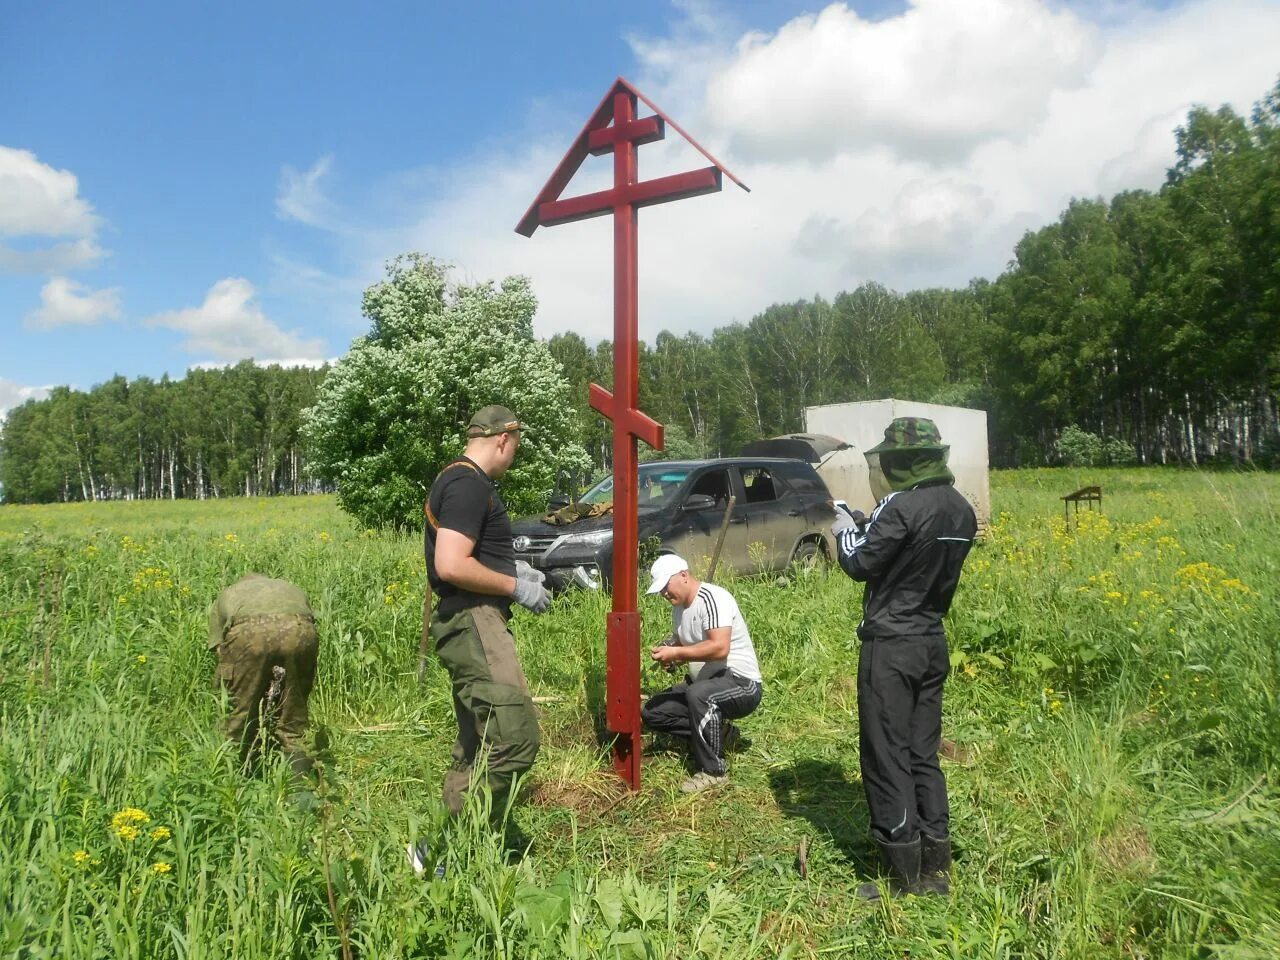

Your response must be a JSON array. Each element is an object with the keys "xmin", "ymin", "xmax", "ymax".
[{"xmin": 1, "ymin": 469, "xmax": 1277, "ymax": 958}]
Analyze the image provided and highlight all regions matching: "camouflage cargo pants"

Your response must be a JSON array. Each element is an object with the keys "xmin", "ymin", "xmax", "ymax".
[
  {"xmin": 216, "ymin": 613, "xmax": 318, "ymax": 775},
  {"xmin": 432, "ymin": 603, "xmax": 539, "ymax": 816}
]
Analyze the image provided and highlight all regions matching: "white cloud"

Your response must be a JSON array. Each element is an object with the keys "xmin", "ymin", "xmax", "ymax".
[
  {"xmin": 284, "ymin": 0, "xmax": 1280, "ymax": 342},
  {"xmin": 24, "ymin": 276, "xmax": 123, "ymax": 330},
  {"xmin": 0, "ymin": 377, "xmax": 54, "ymax": 421},
  {"xmin": 0, "ymin": 147, "xmax": 99, "ymax": 237},
  {"xmin": 704, "ymin": 0, "xmax": 1101, "ymax": 165},
  {"xmin": 0, "ymin": 147, "xmax": 105, "ymax": 274},
  {"xmin": 277, "ymin": 155, "xmax": 336, "ymax": 227},
  {"xmin": 796, "ymin": 176, "xmax": 996, "ymax": 277},
  {"xmin": 0, "ymin": 237, "xmax": 105, "ymax": 273},
  {"xmin": 187, "ymin": 356, "xmax": 335, "ymax": 372},
  {"xmin": 146, "ymin": 277, "xmax": 329, "ymax": 364},
  {"xmin": 27, "ymin": 277, "xmax": 119, "ymax": 330}
]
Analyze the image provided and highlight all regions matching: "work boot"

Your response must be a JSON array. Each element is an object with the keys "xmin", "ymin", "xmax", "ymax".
[
  {"xmin": 918, "ymin": 834, "xmax": 952, "ymax": 896},
  {"xmin": 856, "ymin": 837, "xmax": 922, "ymax": 900},
  {"xmin": 405, "ymin": 838, "xmax": 448, "ymax": 880},
  {"xmin": 285, "ymin": 750, "xmax": 316, "ymax": 778},
  {"xmin": 681, "ymin": 771, "xmax": 728, "ymax": 793},
  {"xmin": 500, "ymin": 822, "xmax": 535, "ymax": 863}
]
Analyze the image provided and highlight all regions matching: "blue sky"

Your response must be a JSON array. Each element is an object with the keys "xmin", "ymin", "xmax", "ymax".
[{"xmin": 2, "ymin": 0, "xmax": 1277, "ymax": 415}]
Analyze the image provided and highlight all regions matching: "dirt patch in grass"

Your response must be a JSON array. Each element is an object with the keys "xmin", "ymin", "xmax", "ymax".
[
  {"xmin": 1095, "ymin": 821, "xmax": 1156, "ymax": 877},
  {"xmin": 1124, "ymin": 709, "xmax": 1159, "ymax": 729},
  {"xmin": 759, "ymin": 911, "xmax": 821, "ymax": 954},
  {"xmin": 528, "ymin": 772, "xmax": 629, "ymax": 823},
  {"xmin": 538, "ymin": 710, "xmax": 602, "ymax": 750}
]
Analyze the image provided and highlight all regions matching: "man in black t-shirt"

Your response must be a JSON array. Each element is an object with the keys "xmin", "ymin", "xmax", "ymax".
[{"xmin": 408, "ymin": 405, "xmax": 551, "ymax": 875}]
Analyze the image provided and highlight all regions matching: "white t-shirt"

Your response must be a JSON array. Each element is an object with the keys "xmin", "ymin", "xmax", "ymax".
[{"xmin": 671, "ymin": 582, "xmax": 762, "ymax": 683}]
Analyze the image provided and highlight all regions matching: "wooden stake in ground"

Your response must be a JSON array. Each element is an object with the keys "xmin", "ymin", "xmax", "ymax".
[{"xmin": 705, "ymin": 494, "xmax": 737, "ymax": 583}]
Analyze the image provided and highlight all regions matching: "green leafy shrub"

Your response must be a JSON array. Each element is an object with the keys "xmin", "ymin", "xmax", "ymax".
[{"xmin": 303, "ymin": 254, "xmax": 591, "ymax": 530}]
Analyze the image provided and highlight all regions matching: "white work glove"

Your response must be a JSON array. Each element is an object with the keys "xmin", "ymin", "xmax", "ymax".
[
  {"xmin": 515, "ymin": 560, "xmax": 546, "ymax": 585},
  {"xmin": 831, "ymin": 505, "xmax": 867, "ymax": 557},
  {"xmin": 830, "ymin": 512, "xmax": 858, "ymax": 538},
  {"xmin": 511, "ymin": 573, "xmax": 551, "ymax": 614},
  {"xmin": 830, "ymin": 504, "xmax": 867, "ymax": 537}
]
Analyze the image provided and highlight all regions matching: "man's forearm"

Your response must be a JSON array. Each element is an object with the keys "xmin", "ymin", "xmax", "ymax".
[
  {"xmin": 441, "ymin": 556, "xmax": 516, "ymax": 598},
  {"xmin": 674, "ymin": 635, "xmax": 730, "ymax": 662}
]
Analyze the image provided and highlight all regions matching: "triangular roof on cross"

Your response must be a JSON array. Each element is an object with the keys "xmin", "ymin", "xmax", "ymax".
[{"xmin": 515, "ymin": 76, "xmax": 748, "ymax": 237}]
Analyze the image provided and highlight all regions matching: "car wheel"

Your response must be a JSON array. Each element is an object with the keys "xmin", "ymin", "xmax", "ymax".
[{"xmin": 789, "ymin": 538, "xmax": 826, "ymax": 572}]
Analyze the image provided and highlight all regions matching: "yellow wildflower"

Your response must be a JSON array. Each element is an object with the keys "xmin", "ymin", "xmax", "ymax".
[
  {"xmin": 73, "ymin": 849, "xmax": 91, "ymax": 866},
  {"xmin": 224, "ymin": 533, "xmax": 238, "ymax": 542},
  {"xmin": 151, "ymin": 861, "xmax": 172, "ymax": 875},
  {"xmin": 150, "ymin": 826, "xmax": 171, "ymax": 842},
  {"xmin": 318, "ymin": 531, "xmax": 332, "ymax": 543},
  {"xmin": 111, "ymin": 807, "xmax": 150, "ymax": 840},
  {"xmin": 136, "ymin": 655, "xmax": 147, "ymax": 665}
]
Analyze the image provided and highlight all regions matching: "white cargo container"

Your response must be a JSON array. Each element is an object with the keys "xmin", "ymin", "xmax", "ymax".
[{"xmin": 803, "ymin": 399, "xmax": 990, "ymax": 527}]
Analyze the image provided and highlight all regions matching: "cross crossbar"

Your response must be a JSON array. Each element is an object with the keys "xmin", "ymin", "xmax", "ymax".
[{"xmin": 539, "ymin": 167, "xmax": 723, "ymax": 228}]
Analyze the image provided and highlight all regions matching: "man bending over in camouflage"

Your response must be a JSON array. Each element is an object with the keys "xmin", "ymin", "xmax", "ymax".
[{"xmin": 209, "ymin": 573, "xmax": 318, "ymax": 777}]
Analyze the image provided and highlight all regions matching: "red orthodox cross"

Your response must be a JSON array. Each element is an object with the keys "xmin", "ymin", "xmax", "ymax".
[{"xmin": 517, "ymin": 77, "xmax": 747, "ymax": 789}]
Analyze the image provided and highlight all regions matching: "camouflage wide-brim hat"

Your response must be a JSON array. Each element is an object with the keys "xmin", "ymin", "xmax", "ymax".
[{"xmin": 867, "ymin": 417, "xmax": 949, "ymax": 455}]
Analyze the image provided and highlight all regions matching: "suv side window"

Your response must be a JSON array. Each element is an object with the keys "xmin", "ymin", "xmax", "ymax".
[
  {"xmin": 689, "ymin": 468, "xmax": 732, "ymax": 506},
  {"xmin": 740, "ymin": 466, "xmax": 784, "ymax": 503},
  {"xmin": 775, "ymin": 460, "xmax": 824, "ymax": 496}
]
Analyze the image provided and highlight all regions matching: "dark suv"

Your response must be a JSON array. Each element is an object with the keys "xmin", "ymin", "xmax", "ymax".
[{"xmin": 510, "ymin": 457, "xmax": 838, "ymax": 590}]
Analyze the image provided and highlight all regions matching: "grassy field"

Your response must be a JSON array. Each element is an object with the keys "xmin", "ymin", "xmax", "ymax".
[{"xmin": 2, "ymin": 468, "xmax": 1278, "ymax": 959}]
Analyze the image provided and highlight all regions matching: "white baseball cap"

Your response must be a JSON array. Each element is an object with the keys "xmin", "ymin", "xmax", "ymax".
[{"xmin": 645, "ymin": 554, "xmax": 689, "ymax": 594}]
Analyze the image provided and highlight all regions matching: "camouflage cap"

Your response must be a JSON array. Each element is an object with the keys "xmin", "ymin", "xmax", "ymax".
[
  {"xmin": 467, "ymin": 404, "xmax": 524, "ymax": 438},
  {"xmin": 867, "ymin": 417, "xmax": 948, "ymax": 455}
]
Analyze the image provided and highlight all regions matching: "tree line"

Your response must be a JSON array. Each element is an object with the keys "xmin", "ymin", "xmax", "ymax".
[
  {"xmin": 3, "ymin": 81, "xmax": 1277, "ymax": 504},
  {"xmin": 0, "ymin": 363, "xmax": 327, "ymax": 503}
]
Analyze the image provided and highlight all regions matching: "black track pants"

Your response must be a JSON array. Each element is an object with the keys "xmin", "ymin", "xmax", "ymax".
[
  {"xmin": 858, "ymin": 634, "xmax": 949, "ymax": 843},
  {"xmin": 641, "ymin": 666, "xmax": 761, "ymax": 775}
]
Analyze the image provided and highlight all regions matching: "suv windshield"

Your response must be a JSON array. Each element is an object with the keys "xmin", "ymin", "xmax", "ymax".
[{"xmin": 580, "ymin": 464, "xmax": 692, "ymax": 510}]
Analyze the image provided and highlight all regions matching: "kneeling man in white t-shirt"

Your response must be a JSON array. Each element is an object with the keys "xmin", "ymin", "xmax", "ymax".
[{"xmin": 642, "ymin": 554, "xmax": 763, "ymax": 793}]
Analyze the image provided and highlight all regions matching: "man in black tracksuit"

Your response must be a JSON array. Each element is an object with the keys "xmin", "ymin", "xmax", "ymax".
[{"xmin": 832, "ymin": 417, "xmax": 977, "ymax": 899}]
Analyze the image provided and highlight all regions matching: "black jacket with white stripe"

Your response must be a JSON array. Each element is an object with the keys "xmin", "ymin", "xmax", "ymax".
[{"xmin": 834, "ymin": 481, "xmax": 977, "ymax": 641}]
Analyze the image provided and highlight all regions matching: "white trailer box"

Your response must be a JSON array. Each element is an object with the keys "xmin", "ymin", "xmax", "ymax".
[{"xmin": 803, "ymin": 399, "xmax": 990, "ymax": 526}]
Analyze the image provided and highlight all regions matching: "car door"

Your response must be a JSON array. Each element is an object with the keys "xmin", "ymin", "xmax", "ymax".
[
  {"xmin": 661, "ymin": 467, "xmax": 753, "ymax": 577},
  {"xmin": 735, "ymin": 464, "xmax": 806, "ymax": 572}
]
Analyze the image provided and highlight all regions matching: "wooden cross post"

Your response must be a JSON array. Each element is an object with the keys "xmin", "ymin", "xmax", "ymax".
[{"xmin": 517, "ymin": 77, "xmax": 746, "ymax": 789}]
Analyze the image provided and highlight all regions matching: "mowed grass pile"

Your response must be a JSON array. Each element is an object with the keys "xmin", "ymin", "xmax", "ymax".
[{"xmin": 2, "ymin": 469, "xmax": 1278, "ymax": 958}]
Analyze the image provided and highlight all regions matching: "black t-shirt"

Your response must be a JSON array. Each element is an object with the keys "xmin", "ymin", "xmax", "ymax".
[{"xmin": 424, "ymin": 457, "xmax": 516, "ymax": 615}]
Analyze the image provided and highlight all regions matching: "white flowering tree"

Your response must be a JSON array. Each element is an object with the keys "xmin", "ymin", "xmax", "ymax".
[{"xmin": 303, "ymin": 253, "xmax": 591, "ymax": 529}]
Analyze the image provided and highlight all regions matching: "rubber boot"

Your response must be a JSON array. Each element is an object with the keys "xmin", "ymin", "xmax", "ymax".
[
  {"xmin": 918, "ymin": 834, "xmax": 951, "ymax": 896},
  {"xmin": 856, "ymin": 837, "xmax": 922, "ymax": 900}
]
